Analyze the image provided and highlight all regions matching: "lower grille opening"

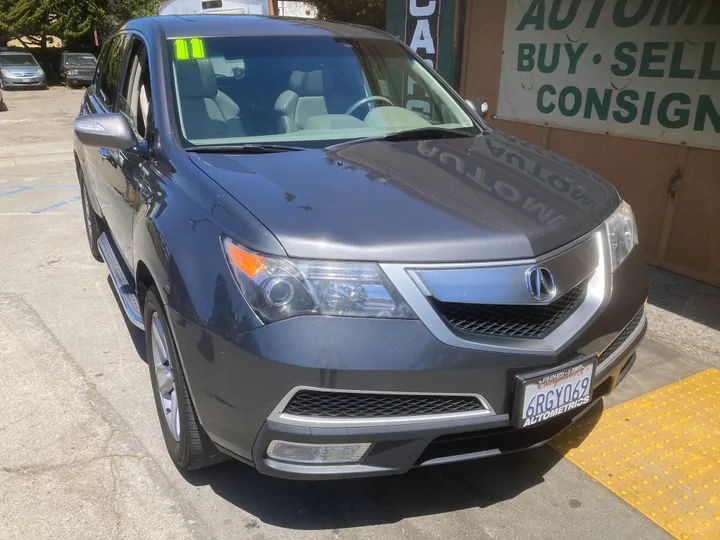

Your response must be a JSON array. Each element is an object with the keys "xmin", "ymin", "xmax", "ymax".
[
  {"xmin": 432, "ymin": 276, "xmax": 590, "ymax": 339},
  {"xmin": 282, "ymin": 390, "xmax": 486, "ymax": 419},
  {"xmin": 598, "ymin": 308, "xmax": 645, "ymax": 364},
  {"xmin": 415, "ymin": 399, "xmax": 601, "ymax": 466}
]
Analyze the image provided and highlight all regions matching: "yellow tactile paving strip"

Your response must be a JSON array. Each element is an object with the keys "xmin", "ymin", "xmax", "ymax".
[{"xmin": 551, "ymin": 369, "xmax": 720, "ymax": 540}]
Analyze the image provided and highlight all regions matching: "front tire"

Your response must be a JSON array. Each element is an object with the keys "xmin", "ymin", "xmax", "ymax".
[
  {"xmin": 78, "ymin": 169, "xmax": 103, "ymax": 262},
  {"xmin": 144, "ymin": 287, "xmax": 226, "ymax": 470}
]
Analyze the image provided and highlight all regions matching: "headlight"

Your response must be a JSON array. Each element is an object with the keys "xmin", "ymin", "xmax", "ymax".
[
  {"xmin": 222, "ymin": 238, "xmax": 417, "ymax": 323},
  {"xmin": 605, "ymin": 201, "xmax": 638, "ymax": 271},
  {"xmin": 67, "ymin": 69, "xmax": 77, "ymax": 76},
  {"xmin": 36, "ymin": 68, "xmax": 44, "ymax": 76},
  {"xmin": 1, "ymin": 69, "xmax": 12, "ymax": 76}
]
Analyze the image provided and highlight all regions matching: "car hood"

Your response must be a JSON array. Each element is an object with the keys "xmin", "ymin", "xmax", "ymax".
[
  {"xmin": 1, "ymin": 65, "xmax": 40, "ymax": 74},
  {"xmin": 189, "ymin": 131, "xmax": 620, "ymax": 262}
]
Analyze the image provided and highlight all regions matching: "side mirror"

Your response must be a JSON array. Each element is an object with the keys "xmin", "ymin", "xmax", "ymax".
[
  {"xmin": 74, "ymin": 113, "xmax": 138, "ymax": 150},
  {"xmin": 465, "ymin": 99, "xmax": 489, "ymax": 120}
]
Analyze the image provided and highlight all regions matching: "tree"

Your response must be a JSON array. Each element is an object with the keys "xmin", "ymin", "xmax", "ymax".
[
  {"xmin": 0, "ymin": 0, "xmax": 162, "ymax": 48},
  {"xmin": 306, "ymin": 0, "xmax": 386, "ymax": 28},
  {"xmin": 0, "ymin": 0, "xmax": 106, "ymax": 48}
]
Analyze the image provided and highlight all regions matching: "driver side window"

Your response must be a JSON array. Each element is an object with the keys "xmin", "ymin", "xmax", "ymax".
[{"xmin": 118, "ymin": 39, "xmax": 153, "ymax": 142}]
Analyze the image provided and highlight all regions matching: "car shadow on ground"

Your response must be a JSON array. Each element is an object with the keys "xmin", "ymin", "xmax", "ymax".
[
  {"xmin": 106, "ymin": 275, "xmax": 148, "ymax": 363},
  {"xmin": 181, "ymin": 403, "xmax": 602, "ymax": 530}
]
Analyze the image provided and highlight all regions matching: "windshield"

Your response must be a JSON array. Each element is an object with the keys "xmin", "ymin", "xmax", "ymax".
[
  {"xmin": 168, "ymin": 36, "xmax": 477, "ymax": 148},
  {"xmin": 65, "ymin": 54, "xmax": 97, "ymax": 66},
  {"xmin": 0, "ymin": 54, "xmax": 38, "ymax": 67}
]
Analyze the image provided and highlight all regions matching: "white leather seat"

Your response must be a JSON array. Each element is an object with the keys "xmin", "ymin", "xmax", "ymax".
[
  {"xmin": 274, "ymin": 70, "xmax": 331, "ymax": 132},
  {"xmin": 175, "ymin": 58, "xmax": 245, "ymax": 140}
]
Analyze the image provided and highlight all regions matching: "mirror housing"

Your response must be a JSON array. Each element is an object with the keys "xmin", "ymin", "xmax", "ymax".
[
  {"xmin": 465, "ymin": 99, "xmax": 489, "ymax": 120},
  {"xmin": 74, "ymin": 113, "xmax": 138, "ymax": 150}
]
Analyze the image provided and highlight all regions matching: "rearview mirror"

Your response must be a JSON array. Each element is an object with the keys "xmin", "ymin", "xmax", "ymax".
[
  {"xmin": 74, "ymin": 113, "xmax": 137, "ymax": 150},
  {"xmin": 465, "ymin": 99, "xmax": 489, "ymax": 120}
]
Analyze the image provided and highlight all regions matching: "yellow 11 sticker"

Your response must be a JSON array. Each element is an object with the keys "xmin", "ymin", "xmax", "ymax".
[{"xmin": 174, "ymin": 38, "xmax": 205, "ymax": 60}]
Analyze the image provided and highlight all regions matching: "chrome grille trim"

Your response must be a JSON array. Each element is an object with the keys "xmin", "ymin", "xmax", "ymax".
[
  {"xmin": 381, "ymin": 227, "xmax": 611, "ymax": 354},
  {"xmin": 268, "ymin": 387, "xmax": 496, "ymax": 428}
]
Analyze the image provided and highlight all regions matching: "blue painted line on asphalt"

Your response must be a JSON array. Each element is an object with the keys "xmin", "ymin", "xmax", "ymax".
[
  {"xmin": 0, "ymin": 187, "xmax": 30, "ymax": 198},
  {"xmin": 31, "ymin": 196, "xmax": 81, "ymax": 214}
]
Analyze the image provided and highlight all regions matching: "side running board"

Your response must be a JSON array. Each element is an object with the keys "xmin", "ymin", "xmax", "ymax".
[{"xmin": 97, "ymin": 232, "xmax": 144, "ymax": 330}]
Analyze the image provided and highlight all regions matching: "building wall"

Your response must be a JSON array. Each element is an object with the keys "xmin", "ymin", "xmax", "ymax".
[{"xmin": 461, "ymin": 0, "xmax": 720, "ymax": 286}]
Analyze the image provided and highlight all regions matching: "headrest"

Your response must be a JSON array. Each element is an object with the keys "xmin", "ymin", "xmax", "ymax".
[
  {"xmin": 175, "ymin": 58, "xmax": 217, "ymax": 98},
  {"xmin": 274, "ymin": 90, "xmax": 299, "ymax": 116},
  {"xmin": 288, "ymin": 70, "xmax": 324, "ymax": 96}
]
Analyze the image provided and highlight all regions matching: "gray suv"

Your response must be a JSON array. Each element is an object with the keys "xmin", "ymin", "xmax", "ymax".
[{"xmin": 72, "ymin": 16, "xmax": 647, "ymax": 480}]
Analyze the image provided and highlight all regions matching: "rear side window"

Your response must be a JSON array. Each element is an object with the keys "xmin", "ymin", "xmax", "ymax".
[{"xmin": 97, "ymin": 34, "xmax": 130, "ymax": 110}]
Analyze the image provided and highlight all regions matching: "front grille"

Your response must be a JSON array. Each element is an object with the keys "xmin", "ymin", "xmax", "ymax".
[
  {"xmin": 598, "ymin": 308, "xmax": 645, "ymax": 364},
  {"xmin": 432, "ymin": 277, "xmax": 590, "ymax": 339},
  {"xmin": 283, "ymin": 390, "xmax": 485, "ymax": 418}
]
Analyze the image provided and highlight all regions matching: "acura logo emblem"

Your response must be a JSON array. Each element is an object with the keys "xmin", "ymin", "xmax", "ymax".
[{"xmin": 526, "ymin": 267, "xmax": 556, "ymax": 301}]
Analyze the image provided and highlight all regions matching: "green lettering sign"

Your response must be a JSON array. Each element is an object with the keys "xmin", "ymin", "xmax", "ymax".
[
  {"xmin": 669, "ymin": 42, "xmax": 695, "ymax": 78},
  {"xmin": 537, "ymin": 84, "xmax": 557, "ymax": 113},
  {"xmin": 565, "ymin": 43, "xmax": 588, "ymax": 74},
  {"xmin": 516, "ymin": 0, "xmax": 546, "ymax": 30},
  {"xmin": 694, "ymin": 95, "xmax": 720, "ymax": 132},
  {"xmin": 650, "ymin": 0, "xmax": 702, "ymax": 26},
  {"xmin": 613, "ymin": 90, "xmax": 639, "ymax": 124},
  {"xmin": 559, "ymin": 86, "xmax": 582, "ymax": 116},
  {"xmin": 613, "ymin": 0, "xmax": 654, "ymax": 27},
  {"xmin": 518, "ymin": 44, "xmax": 536, "ymax": 72},
  {"xmin": 583, "ymin": 88, "xmax": 612, "ymax": 120},
  {"xmin": 612, "ymin": 42, "xmax": 637, "ymax": 76},
  {"xmin": 538, "ymin": 43, "xmax": 560, "ymax": 73},
  {"xmin": 705, "ymin": 1, "xmax": 720, "ymax": 24},
  {"xmin": 585, "ymin": 0, "xmax": 606, "ymax": 28},
  {"xmin": 549, "ymin": 0, "xmax": 580, "ymax": 30},
  {"xmin": 699, "ymin": 42, "xmax": 720, "ymax": 80},
  {"xmin": 639, "ymin": 42, "xmax": 669, "ymax": 78},
  {"xmin": 640, "ymin": 91, "xmax": 657, "ymax": 125},
  {"xmin": 658, "ymin": 92, "xmax": 691, "ymax": 128}
]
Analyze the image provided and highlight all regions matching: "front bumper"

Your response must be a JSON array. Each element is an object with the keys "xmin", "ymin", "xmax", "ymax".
[
  {"xmin": 66, "ymin": 75, "xmax": 93, "ymax": 86},
  {"xmin": 1, "ymin": 75, "xmax": 46, "ymax": 88},
  {"xmin": 252, "ymin": 319, "xmax": 644, "ymax": 479},
  {"xmin": 169, "ymin": 244, "xmax": 647, "ymax": 479}
]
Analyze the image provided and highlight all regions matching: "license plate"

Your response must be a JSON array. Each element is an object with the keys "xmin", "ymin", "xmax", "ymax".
[
  {"xmin": 514, "ymin": 356, "xmax": 595, "ymax": 428},
  {"xmin": 22, "ymin": 78, "xmax": 31, "ymax": 83}
]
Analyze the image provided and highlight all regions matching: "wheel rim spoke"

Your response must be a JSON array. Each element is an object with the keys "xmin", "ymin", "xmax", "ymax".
[
  {"xmin": 151, "ymin": 313, "xmax": 180, "ymax": 442},
  {"xmin": 171, "ymin": 391, "xmax": 180, "ymax": 441}
]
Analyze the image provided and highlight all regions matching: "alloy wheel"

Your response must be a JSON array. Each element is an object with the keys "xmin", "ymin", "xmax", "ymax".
[{"xmin": 151, "ymin": 312, "xmax": 180, "ymax": 441}]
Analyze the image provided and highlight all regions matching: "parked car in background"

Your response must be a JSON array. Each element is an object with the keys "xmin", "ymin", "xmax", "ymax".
[
  {"xmin": 61, "ymin": 52, "xmax": 98, "ymax": 87},
  {"xmin": 0, "ymin": 51, "xmax": 46, "ymax": 89},
  {"xmin": 73, "ymin": 16, "xmax": 647, "ymax": 480}
]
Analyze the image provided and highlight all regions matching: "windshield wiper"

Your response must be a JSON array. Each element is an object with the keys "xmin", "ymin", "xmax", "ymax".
[
  {"xmin": 327, "ymin": 126, "xmax": 476, "ymax": 150},
  {"xmin": 189, "ymin": 144, "xmax": 305, "ymax": 154}
]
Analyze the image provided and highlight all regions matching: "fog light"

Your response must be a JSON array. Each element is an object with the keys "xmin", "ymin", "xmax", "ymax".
[{"xmin": 266, "ymin": 441, "xmax": 371, "ymax": 465}]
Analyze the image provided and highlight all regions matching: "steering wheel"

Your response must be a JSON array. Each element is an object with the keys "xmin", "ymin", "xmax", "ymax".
[{"xmin": 345, "ymin": 95, "xmax": 394, "ymax": 117}]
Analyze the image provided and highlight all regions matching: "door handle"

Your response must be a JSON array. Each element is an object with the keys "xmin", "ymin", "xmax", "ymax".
[{"xmin": 98, "ymin": 148, "xmax": 117, "ymax": 168}]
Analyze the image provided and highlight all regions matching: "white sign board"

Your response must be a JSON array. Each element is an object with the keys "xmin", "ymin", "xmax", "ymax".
[{"xmin": 497, "ymin": 0, "xmax": 720, "ymax": 150}]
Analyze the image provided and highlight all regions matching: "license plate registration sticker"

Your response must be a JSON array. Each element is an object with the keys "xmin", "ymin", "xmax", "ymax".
[{"xmin": 515, "ymin": 358, "xmax": 595, "ymax": 428}]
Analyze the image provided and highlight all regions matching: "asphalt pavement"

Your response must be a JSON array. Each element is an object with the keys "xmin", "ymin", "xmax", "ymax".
[{"xmin": 0, "ymin": 87, "xmax": 716, "ymax": 540}]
